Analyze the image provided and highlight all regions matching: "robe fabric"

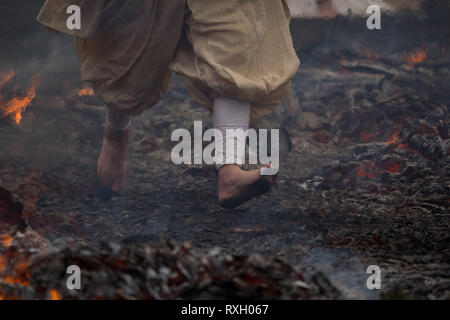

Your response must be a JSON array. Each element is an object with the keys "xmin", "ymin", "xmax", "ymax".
[{"xmin": 37, "ymin": 0, "xmax": 300, "ymax": 119}]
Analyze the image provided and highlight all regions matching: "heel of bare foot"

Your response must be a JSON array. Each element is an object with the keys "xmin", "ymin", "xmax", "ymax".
[
  {"xmin": 97, "ymin": 125, "xmax": 130, "ymax": 196},
  {"xmin": 218, "ymin": 164, "xmax": 277, "ymax": 209}
]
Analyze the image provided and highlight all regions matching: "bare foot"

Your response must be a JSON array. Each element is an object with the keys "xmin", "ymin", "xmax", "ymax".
[
  {"xmin": 97, "ymin": 125, "xmax": 130, "ymax": 192},
  {"xmin": 317, "ymin": 0, "xmax": 338, "ymax": 19},
  {"xmin": 218, "ymin": 164, "xmax": 276, "ymax": 209}
]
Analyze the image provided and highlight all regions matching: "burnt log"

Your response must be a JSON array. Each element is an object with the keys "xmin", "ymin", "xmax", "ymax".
[
  {"xmin": 400, "ymin": 128, "xmax": 449, "ymax": 160},
  {"xmin": 0, "ymin": 187, "xmax": 26, "ymax": 233}
]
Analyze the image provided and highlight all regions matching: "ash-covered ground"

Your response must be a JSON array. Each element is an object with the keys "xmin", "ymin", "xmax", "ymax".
[{"xmin": 0, "ymin": 1, "xmax": 449, "ymax": 299}]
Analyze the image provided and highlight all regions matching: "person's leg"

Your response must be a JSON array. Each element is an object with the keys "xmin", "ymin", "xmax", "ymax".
[
  {"xmin": 74, "ymin": 0, "xmax": 185, "ymax": 193},
  {"xmin": 214, "ymin": 98, "xmax": 274, "ymax": 208},
  {"xmin": 97, "ymin": 107, "xmax": 131, "ymax": 192},
  {"xmin": 172, "ymin": 0, "xmax": 297, "ymax": 207}
]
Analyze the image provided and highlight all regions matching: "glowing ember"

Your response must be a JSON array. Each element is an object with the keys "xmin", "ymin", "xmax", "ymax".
[
  {"xmin": 357, "ymin": 163, "xmax": 375, "ymax": 179},
  {"xmin": 385, "ymin": 126, "xmax": 418, "ymax": 153},
  {"xmin": 386, "ymin": 126, "xmax": 403, "ymax": 145},
  {"xmin": 0, "ymin": 234, "xmax": 13, "ymax": 248},
  {"xmin": 405, "ymin": 49, "xmax": 427, "ymax": 67},
  {"xmin": 49, "ymin": 289, "xmax": 62, "ymax": 300},
  {"xmin": 0, "ymin": 71, "xmax": 15, "ymax": 89},
  {"xmin": 396, "ymin": 143, "xmax": 410, "ymax": 150},
  {"xmin": 359, "ymin": 131, "xmax": 375, "ymax": 142},
  {"xmin": 0, "ymin": 74, "xmax": 40, "ymax": 125},
  {"xmin": 78, "ymin": 84, "xmax": 94, "ymax": 97},
  {"xmin": 233, "ymin": 226, "xmax": 266, "ymax": 233},
  {"xmin": 4, "ymin": 274, "xmax": 30, "ymax": 286},
  {"xmin": 0, "ymin": 255, "xmax": 7, "ymax": 272},
  {"xmin": 434, "ymin": 126, "xmax": 439, "ymax": 136},
  {"xmin": 3, "ymin": 260, "xmax": 31, "ymax": 286},
  {"xmin": 357, "ymin": 168, "xmax": 375, "ymax": 179},
  {"xmin": 363, "ymin": 50, "xmax": 380, "ymax": 60},
  {"xmin": 387, "ymin": 162, "xmax": 400, "ymax": 174},
  {"xmin": 314, "ymin": 131, "xmax": 332, "ymax": 143}
]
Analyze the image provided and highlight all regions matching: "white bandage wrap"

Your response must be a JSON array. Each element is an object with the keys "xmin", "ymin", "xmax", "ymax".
[
  {"xmin": 213, "ymin": 97, "xmax": 250, "ymax": 169},
  {"xmin": 106, "ymin": 106, "xmax": 131, "ymax": 130}
]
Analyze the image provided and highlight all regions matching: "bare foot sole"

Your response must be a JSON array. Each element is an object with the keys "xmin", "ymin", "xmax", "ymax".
[
  {"xmin": 96, "ymin": 125, "xmax": 130, "ymax": 197},
  {"xmin": 218, "ymin": 165, "xmax": 277, "ymax": 209}
]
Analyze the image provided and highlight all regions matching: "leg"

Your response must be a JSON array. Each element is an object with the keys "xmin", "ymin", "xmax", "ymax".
[
  {"xmin": 214, "ymin": 98, "xmax": 275, "ymax": 208},
  {"xmin": 172, "ymin": 1, "xmax": 298, "ymax": 207},
  {"xmin": 73, "ymin": 1, "xmax": 185, "ymax": 194},
  {"xmin": 97, "ymin": 107, "xmax": 130, "ymax": 192}
]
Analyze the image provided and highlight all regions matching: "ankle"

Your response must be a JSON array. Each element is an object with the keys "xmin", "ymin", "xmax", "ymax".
[{"xmin": 103, "ymin": 125, "xmax": 130, "ymax": 144}]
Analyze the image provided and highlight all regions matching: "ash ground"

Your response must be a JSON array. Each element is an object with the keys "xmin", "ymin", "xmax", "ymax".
[{"xmin": 1, "ymin": 2, "xmax": 449, "ymax": 299}]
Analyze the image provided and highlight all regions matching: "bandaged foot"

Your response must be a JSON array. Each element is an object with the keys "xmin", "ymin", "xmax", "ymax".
[
  {"xmin": 97, "ymin": 108, "xmax": 131, "ymax": 192},
  {"xmin": 214, "ymin": 98, "xmax": 276, "ymax": 208}
]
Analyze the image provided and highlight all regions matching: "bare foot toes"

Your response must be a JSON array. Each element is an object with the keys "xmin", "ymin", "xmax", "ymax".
[{"xmin": 97, "ymin": 125, "xmax": 130, "ymax": 192}]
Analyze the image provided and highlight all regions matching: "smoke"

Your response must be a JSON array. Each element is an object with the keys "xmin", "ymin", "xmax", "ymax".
[{"xmin": 0, "ymin": 0, "xmax": 80, "ymax": 92}]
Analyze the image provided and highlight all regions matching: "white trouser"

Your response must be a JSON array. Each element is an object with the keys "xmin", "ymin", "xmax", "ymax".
[
  {"xmin": 213, "ymin": 97, "xmax": 250, "ymax": 169},
  {"xmin": 106, "ymin": 98, "xmax": 251, "ymax": 170}
]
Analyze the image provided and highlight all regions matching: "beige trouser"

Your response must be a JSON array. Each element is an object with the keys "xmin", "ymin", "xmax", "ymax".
[{"xmin": 73, "ymin": 0, "xmax": 300, "ymax": 120}]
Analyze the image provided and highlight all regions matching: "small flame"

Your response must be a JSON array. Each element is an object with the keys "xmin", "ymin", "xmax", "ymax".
[
  {"xmin": 3, "ymin": 260, "xmax": 31, "ymax": 286},
  {"xmin": 0, "ymin": 73, "xmax": 40, "ymax": 125},
  {"xmin": 78, "ymin": 84, "xmax": 94, "ymax": 97},
  {"xmin": 0, "ymin": 234, "xmax": 13, "ymax": 248},
  {"xmin": 4, "ymin": 274, "xmax": 30, "ymax": 286},
  {"xmin": 49, "ymin": 289, "xmax": 62, "ymax": 300},
  {"xmin": 386, "ymin": 126, "xmax": 402, "ymax": 145},
  {"xmin": 0, "ymin": 71, "xmax": 15, "ymax": 89},
  {"xmin": 363, "ymin": 50, "xmax": 380, "ymax": 60},
  {"xmin": 405, "ymin": 49, "xmax": 427, "ymax": 67}
]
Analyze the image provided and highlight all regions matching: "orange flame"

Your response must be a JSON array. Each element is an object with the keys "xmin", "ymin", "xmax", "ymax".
[
  {"xmin": 4, "ymin": 274, "xmax": 30, "ymax": 286},
  {"xmin": 0, "ymin": 234, "xmax": 13, "ymax": 248},
  {"xmin": 78, "ymin": 84, "xmax": 94, "ymax": 97},
  {"xmin": 49, "ymin": 289, "xmax": 62, "ymax": 300},
  {"xmin": 0, "ymin": 71, "xmax": 15, "ymax": 89},
  {"xmin": 386, "ymin": 126, "xmax": 402, "ymax": 145},
  {"xmin": 3, "ymin": 260, "xmax": 31, "ymax": 287},
  {"xmin": 0, "ymin": 73, "xmax": 40, "ymax": 125},
  {"xmin": 405, "ymin": 49, "xmax": 427, "ymax": 67}
]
